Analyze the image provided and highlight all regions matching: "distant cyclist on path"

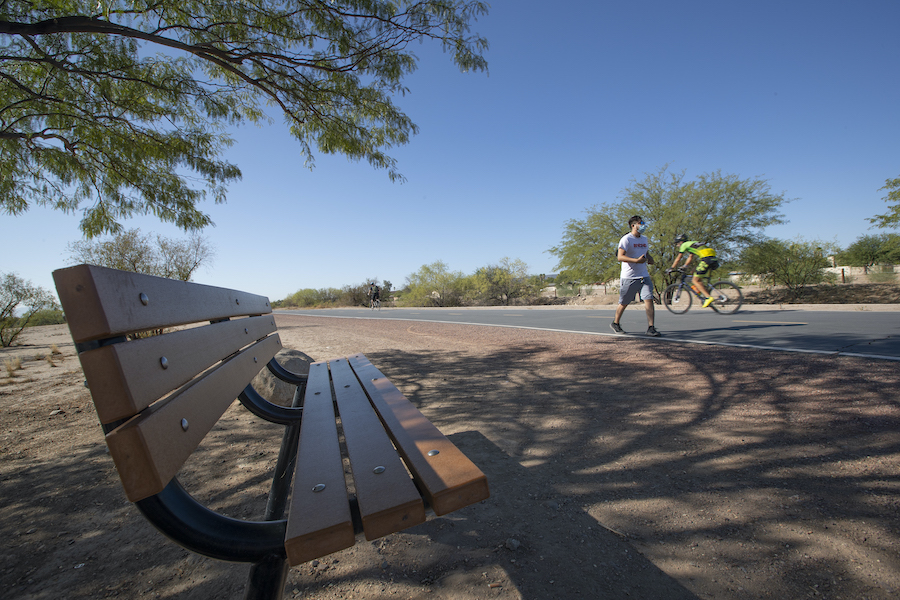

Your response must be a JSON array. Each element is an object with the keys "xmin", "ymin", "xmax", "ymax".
[{"xmin": 368, "ymin": 283, "xmax": 381, "ymax": 307}]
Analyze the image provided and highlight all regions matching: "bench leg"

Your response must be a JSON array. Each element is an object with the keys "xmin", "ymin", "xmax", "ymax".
[
  {"xmin": 245, "ymin": 386, "xmax": 303, "ymax": 600},
  {"xmin": 244, "ymin": 554, "xmax": 290, "ymax": 600}
]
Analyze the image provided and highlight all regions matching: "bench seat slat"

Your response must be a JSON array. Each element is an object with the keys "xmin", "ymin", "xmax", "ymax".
[
  {"xmin": 348, "ymin": 354, "xmax": 490, "ymax": 516},
  {"xmin": 285, "ymin": 361, "xmax": 355, "ymax": 566},
  {"xmin": 53, "ymin": 264, "xmax": 272, "ymax": 343},
  {"xmin": 106, "ymin": 334, "xmax": 283, "ymax": 502},
  {"xmin": 329, "ymin": 357, "xmax": 426, "ymax": 540},
  {"xmin": 80, "ymin": 316, "xmax": 278, "ymax": 424}
]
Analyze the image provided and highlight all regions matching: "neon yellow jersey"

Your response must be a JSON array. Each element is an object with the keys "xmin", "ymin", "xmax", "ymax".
[{"xmin": 678, "ymin": 241, "xmax": 716, "ymax": 258}]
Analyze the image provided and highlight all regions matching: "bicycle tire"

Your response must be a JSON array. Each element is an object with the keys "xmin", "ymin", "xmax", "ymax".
[
  {"xmin": 663, "ymin": 283, "xmax": 692, "ymax": 314},
  {"xmin": 707, "ymin": 281, "xmax": 743, "ymax": 314}
]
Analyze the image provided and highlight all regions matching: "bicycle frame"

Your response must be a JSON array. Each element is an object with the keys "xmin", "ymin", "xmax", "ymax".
[
  {"xmin": 668, "ymin": 270, "xmax": 706, "ymax": 299},
  {"xmin": 663, "ymin": 269, "xmax": 743, "ymax": 315}
]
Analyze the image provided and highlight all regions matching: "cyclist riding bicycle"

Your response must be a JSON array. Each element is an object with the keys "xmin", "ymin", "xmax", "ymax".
[
  {"xmin": 369, "ymin": 284, "xmax": 381, "ymax": 306},
  {"xmin": 668, "ymin": 234, "xmax": 720, "ymax": 308}
]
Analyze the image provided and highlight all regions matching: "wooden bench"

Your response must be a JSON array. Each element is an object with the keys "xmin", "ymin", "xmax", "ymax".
[{"xmin": 52, "ymin": 264, "xmax": 489, "ymax": 600}]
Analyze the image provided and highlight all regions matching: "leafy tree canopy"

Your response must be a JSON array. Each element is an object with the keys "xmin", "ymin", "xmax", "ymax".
[
  {"xmin": 549, "ymin": 165, "xmax": 790, "ymax": 286},
  {"xmin": 868, "ymin": 176, "xmax": 900, "ymax": 229},
  {"xmin": 1, "ymin": 0, "xmax": 489, "ymax": 236}
]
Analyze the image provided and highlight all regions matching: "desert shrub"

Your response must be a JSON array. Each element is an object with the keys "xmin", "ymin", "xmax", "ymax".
[
  {"xmin": 4, "ymin": 357, "xmax": 23, "ymax": 377},
  {"xmin": 24, "ymin": 309, "xmax": 66, "ymax": 327},
  {"xmin": 869, "ymin": 272, "xmax": 900, "ymax": 284}
]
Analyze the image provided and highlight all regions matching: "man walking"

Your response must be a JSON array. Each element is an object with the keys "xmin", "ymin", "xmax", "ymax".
[{"xmin": 611, "ymin": 215, "xmax": 660, "ymax": 337}]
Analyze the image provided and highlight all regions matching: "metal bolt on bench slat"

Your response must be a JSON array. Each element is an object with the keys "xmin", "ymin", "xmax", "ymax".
[
  {"xmin": 373, "ymin": 466, "xmax": 386, "ymax": 474},
  {"xmin": 160, "ymin": 357, "xmax": 169, "ymax": 370},
  {"xmin": 181, "ymin": 418, "xmax": 189, "ymax": 431},
  {"xmin": 139, "ymin": 292, "xmax": 149, "ymax": 306},
  {"xmin": 312, "ymin": 484, "xmax": 326, "ymax": 492},
  {"xmin": 428, "ymin": 450, "xmax": 440, "ymax": 456}
]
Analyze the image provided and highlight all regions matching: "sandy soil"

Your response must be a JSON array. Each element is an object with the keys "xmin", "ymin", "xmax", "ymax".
[{"xmin": 2, "ymin": 313, "xmax": 899, "ymax": 599}]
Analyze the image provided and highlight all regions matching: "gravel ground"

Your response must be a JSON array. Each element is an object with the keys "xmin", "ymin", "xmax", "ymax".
[{"xmin": 2, "ymin": 314, "xmax": 899, "ymax": 599}]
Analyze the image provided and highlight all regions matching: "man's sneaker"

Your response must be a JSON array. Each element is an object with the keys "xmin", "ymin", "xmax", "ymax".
[
  {"xmin": 647, "ymin": 326, "xmax": 661, "ymax": 337},
  {"xmin": 702, "ymin": 296, "xmax": 714, "ymax": 308},
  {"xmin": 610, "ymin": 322, "xmax": 625, "ymax": 334}
]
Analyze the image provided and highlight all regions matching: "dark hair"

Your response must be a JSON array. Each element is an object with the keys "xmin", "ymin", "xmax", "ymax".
[{"xmin": 628, "ymin": 215, "xmax": 643, "ymax": 227}]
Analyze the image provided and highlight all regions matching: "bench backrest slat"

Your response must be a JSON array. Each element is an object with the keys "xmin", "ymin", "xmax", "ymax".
[
  {"xmin": 329, "ymin": 357, "xmax": 426, "ymax": 540},
  {"xmin": 348, "ymin": 354, "xmax": 490, "ymax": 516},
  {"xmin": 53, "ymin": 264, "xmax": 272, "ymax": 343},
  {"xmin": 285, "ymin": 361, "xmax": 355, "ymax": 566},
  {"xmin": 106, "ymin": 334, "xmax": 283, "ymax": 501},
  {"xmin": 80, "ymin": 316, "xmax": 278, "ymax": 424}
]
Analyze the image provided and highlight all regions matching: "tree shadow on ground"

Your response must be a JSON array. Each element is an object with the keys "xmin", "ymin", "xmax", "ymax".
[{"xmin": 362, "ymin": 341, "xmax": 900, "ymax": 599}]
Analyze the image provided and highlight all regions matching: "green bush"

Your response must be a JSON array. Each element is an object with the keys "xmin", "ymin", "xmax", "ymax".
[{"xmin": 24, "ymin": 309, "xmax": 66, "ymax": 327}]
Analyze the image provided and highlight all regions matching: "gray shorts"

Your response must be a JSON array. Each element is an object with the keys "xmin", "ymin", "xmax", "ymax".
[{"xmin": 619, "ymin": 277, "xmax": 653, "ymax": 305}]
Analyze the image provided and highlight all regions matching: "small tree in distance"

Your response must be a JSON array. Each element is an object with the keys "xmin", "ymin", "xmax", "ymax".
[
  {"xmin": 403, "ymin": 261, "xmax": 467, "ymax": 307},
  {"xmin": 838, "ymin": 234, "xmax": 900, "ymax": 268},
  {"xmin": 739, "ymin": 238, "xmax": 838, "ymax": 298},
  {"xmin": 68, "ymin": 229, "xmax": 214, "ymax": 281},
  {"xmin": 1, "ymin": 273, "xmax": 59, "ymax": 347},
  {"xmin": 473, "ymin": 257, "xmax": 534, "ymax": 305}
]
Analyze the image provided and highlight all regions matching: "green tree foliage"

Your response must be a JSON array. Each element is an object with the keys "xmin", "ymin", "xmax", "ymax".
[
  {"xmin": 402, "ymin": 260, "xmax": 467, "ymax": 307},
  {"xmin": 549, "ymin": 165, "xmax": 790, "ymax": 289},
  {"xmin": 868, "ymin": 176, "xmax": 900, "ymax": 229},
  {"xmin": 1, "ymin": 1, "xmax": 489, "ymax": 237},
  {"xmin": 277, "ymin": 278, "xmax": 394, "ymax": 308},
  {"xmin": 67, "ymin": 228, "xmax": 214, "ymax": 280},
  {"xmin": 838, "ymin": 233, "xmax": 900, "ymax": 267},
  {"xmin": 1, "ymin": 272, "xmax": 59, "ymax": 346},
  {"xmin": 739, "ymin": 238, "xmax": 838, "ymax": 297},
  {"xmin": 472, "ymin": 257, "xmax": 534, "ymax": 305}
]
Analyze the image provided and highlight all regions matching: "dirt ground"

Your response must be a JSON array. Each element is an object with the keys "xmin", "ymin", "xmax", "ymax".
[{"xmin": 2, "ymin": 306, "xmax": 899, "ymax": 599}]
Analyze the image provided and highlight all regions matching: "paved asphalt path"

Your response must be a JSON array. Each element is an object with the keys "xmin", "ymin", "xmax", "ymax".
[{"xmin": 278, "ymin": 305, "xmax": 900, "ymax": 361}]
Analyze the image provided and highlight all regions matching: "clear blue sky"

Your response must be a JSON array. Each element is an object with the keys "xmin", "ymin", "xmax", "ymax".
[{"xmin": 4, "ymin": 0, "xmax": 899, "ymax": 302}]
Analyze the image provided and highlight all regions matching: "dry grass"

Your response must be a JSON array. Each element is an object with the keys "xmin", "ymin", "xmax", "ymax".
[{"xmin": 4, "ymin": 357, "xmax": 22, "ymax": 377}]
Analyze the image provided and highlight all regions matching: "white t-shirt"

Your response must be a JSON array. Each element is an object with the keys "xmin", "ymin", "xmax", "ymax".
[{"xmin": 618, "ymin": 233, "xmax": 651, "ymax": 279}]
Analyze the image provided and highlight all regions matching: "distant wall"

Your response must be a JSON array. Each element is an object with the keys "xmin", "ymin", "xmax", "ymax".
[
  {"xmin": 825, "ymin": 265, "xmax": 900, "ymax": 283},
  {"xmin": 542, "ymin": 283, "xmax": 617, "ymax": 298}
]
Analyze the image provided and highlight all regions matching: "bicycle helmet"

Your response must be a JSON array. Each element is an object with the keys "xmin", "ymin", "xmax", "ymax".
[{"xmin": 674, "ymin": 233, "xmax": 687, "ymax": 245}]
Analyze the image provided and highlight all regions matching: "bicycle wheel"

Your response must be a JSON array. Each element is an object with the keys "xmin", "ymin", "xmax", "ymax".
[
  {"xmin": 663, "ymin": 283, "xmax": 692, "ymax": 314},
  {"xmin": 708, "ymin": 281, "xmax": 743, "ymax": 314}
]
